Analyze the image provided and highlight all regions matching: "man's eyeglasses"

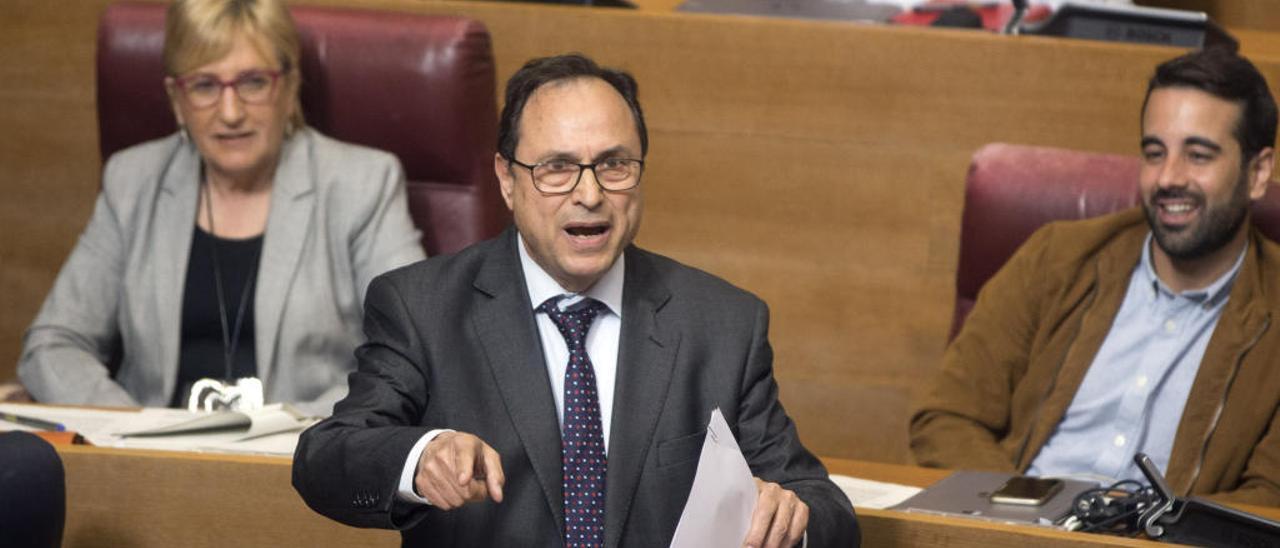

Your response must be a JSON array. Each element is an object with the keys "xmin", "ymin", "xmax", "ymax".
[
  {"xmin": 507, "ymin": 157, "xmax": 644, "ymax": 195},
  {"xmin": 171, "ymin": 69, "xmax": 286, "ymax": 109}
]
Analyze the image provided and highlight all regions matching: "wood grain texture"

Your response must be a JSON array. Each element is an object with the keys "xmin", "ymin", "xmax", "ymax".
[
  {"xmin": 1142, "ymin": 0, "xmax": 1280, "ymax": 32},
  {"xmin": 57, "ymin": 445, "xmax": 398, "ymax": 547},
  {"xmin": 0, "ymin": 1, "xmax": 109, "ymax": 398},
  {"xmin": 59, "ymin": 446, "xmax": 1280, "ymax": 548},
  {"xmin": 5, "ymin": 0, "xmax": 1280, "ymax": 464}
]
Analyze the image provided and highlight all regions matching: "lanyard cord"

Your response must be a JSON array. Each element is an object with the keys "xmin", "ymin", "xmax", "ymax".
[{"xmin": 201, "ymin": 177, "xmax": 261, "ymax": 382}]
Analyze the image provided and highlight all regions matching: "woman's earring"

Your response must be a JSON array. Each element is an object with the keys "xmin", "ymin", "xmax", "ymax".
[{"xmin": 179, "ymin": 124, "xmax": 189, "ymax": 143}]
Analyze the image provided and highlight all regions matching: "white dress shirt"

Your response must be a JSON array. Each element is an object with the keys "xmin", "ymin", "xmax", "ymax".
[{"xmin": 396, "ymin": 234, "xmax": 624, "ymax": 504}]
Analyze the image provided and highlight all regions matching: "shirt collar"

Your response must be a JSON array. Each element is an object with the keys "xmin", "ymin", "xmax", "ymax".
[
  {"xmin": 517, "ymin": 233, "xmax": 624, "ymax": 317},
  {"xmin": 1140, "ymin": 231, "xmax": 1246, "ymax": 304}
]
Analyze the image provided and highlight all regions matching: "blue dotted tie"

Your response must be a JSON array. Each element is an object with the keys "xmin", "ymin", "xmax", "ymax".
[{"xmin": 540, "ymin": 296, "xmax": 607, "ymax": 548}]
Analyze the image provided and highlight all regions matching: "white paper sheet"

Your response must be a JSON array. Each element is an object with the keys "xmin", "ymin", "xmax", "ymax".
[
  {"xmin": 0, "ymin": 402, "xmax": 145, "ymax": 436},
  {"xmin": 828, "ymin": 474, "xmax": 923, "ymax": 509},
  {"xmin": 669, "ymin": 408, "xmax": 757, "ymax": 548},
  {"xmin": 115, "ymin": 403, "xmax": 305, "ymax": 439}
]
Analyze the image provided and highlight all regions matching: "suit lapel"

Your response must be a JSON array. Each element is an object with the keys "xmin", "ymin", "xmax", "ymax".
[
  {"xmin": 471, "ymin": 230, "xmax": 568, "ymax": 533},
  {"xmin": 605, "ymin": 247, "xmax": 679, "ymax": 548},
  {"xmin": 152, "ymin": 139, "xmax": 200, "ymax": 404},
  {"xmin": 255, "ymin": 131, "xmax": 315, "ymax": 387}
]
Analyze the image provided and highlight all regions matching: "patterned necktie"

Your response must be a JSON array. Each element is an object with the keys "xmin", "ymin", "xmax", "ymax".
[{"xmin": 539, "ymin": 296, "xmax": 607, "ymax": 548}]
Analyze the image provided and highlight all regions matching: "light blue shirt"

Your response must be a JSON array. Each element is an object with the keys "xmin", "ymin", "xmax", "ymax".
[{"xmin": 1027, "ymin": 233, "xmax": 1245, "ymax": 483}]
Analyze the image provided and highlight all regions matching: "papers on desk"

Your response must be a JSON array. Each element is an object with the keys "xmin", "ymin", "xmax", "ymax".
[
  {"xmin": 670, "ymin": 408, "xmax": 757, "ymax": 548},
  {"xmin": 828, "ymin": 474, "xmax": 923, "ymax": 509},
  {"xmin": 116, "ymin": 403, "xmax": 305, "ymax": 438},
  {"xmin": 0, "ymin": 402, "xmax": 316, "ymax": 456}
]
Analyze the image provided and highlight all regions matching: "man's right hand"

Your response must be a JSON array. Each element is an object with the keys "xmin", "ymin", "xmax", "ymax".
[{"xmin": 414, "ymin": 431, "xmax": 506, "ymax": 510}]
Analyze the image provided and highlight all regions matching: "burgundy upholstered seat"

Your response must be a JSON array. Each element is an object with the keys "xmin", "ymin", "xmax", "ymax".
[
  {"xmin": 96, "ymin": 1, "xmax": 507, "ymax": 255},
  {"xmin": 950, "ymin": 142, "xmax": 1280, "ymax": 340}
]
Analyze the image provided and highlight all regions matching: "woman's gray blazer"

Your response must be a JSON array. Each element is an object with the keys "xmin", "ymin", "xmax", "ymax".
[{"xmin": 18, "ymin": 128, "xmax": 426, "ymax": 416}]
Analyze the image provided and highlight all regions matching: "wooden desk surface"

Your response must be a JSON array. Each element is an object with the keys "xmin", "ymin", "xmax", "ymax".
[{"xmin": 54, "ymin": 445, "xmax": 1277, "ymax": 547}]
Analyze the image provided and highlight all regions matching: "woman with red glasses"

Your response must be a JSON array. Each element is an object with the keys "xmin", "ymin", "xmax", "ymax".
[{"xmin": 18, "ymin": 0, "xmax": 425, "ymax": 416}]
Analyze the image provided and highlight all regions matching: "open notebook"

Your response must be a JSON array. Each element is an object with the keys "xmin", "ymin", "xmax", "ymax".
[
  {"xmin": 0, "ymin": 402, "xmax": 316, "ymax": 456},
  {"xmin": 116, "ymin": 403, "xmax": 306, "ymax": 439}
]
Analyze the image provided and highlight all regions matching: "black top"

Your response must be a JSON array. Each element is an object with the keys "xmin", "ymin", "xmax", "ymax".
[{"xmin": 173, "ymin": 226, "xmax": 262, "ymax": 408}]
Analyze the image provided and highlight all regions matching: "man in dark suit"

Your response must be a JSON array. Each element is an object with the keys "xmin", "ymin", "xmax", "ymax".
[{"xmin": 293, "ymin": 53, "xmax": 858, "ymax": 547}]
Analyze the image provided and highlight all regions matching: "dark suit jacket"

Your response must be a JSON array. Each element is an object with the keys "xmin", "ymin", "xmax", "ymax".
[{"xmin": 293, "ymin": 228, "xmax": 859, "ymax": 546}]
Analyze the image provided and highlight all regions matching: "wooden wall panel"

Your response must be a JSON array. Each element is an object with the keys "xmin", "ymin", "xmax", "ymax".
[
  {"xmin": 0, "ymin": 1, "xmax": 110, "ymax": 394},
  {"xmin": 1142, "ymin": 0, "xmax": 1280, "ymax": 33},
  {"xmin": 5, "ymin": 0, "xmax": 1280, "ymax": 464},
  {"xmin": 59, "ymin": 446, "xmax": 399, "ymax": 547}
]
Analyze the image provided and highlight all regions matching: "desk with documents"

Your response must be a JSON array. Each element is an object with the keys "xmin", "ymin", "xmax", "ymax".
[
  {"xmin": 0, "ymin": 402, "xmax": 311, "ymax": 456},
  {"xmin": 49, "ymin": 443, "xmax": 1280, "ymax": 547}
]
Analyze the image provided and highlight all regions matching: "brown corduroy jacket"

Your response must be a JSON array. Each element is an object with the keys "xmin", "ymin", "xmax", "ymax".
[{"xmin": 911, "ymin": 208, "xmax": 1280, "ymax": 506}]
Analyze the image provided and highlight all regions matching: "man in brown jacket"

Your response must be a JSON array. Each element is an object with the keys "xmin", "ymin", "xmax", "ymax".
[{"xmin": 911, "ymin": 47, "xmax": 1280, "ymax": 506}]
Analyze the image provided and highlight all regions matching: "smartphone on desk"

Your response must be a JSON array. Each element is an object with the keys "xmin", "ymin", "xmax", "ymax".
[{"xmin": 989, "ymin": 476, "xmax": 1064, "ymax": 506}]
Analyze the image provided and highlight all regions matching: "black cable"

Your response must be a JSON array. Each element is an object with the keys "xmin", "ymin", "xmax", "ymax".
[{"xmin": 1070, "ymin": 479, "xmax": 1159, "ymax": 536}]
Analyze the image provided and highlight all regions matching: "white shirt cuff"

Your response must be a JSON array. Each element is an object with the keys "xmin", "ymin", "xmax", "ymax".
[{"xmin": 396, "ymin": 428, "xmax": 454, "ymax": 505}]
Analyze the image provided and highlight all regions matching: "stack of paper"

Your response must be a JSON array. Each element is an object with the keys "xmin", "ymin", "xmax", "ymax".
[{"xmin": 828, "ymin": 474, "xmax": 922, "ymax": 509}]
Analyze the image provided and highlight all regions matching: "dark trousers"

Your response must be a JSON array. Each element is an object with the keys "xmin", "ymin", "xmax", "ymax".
[{"xmin": 0, "ymin": 432, "xmax": 65, "ymax": 548}]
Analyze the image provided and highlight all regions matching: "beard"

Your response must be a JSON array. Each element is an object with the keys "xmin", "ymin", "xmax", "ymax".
[{"xmin": 1142, "ymin": 173, "xmax": 1251, "ymax": 261}]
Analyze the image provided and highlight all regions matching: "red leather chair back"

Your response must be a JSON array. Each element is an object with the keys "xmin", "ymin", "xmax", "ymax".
[
  {"xmin": 96, "ymin": 1, "xmax": 508, "ymax": 255},
  {"xmin": 951, "ymin": 142, "xmax": 1280, "ymax": 340}
]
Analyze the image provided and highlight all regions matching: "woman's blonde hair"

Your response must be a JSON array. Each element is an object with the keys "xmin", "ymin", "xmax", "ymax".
[{"xmin": 164, "ymin": 0, "xmax": 305, "ymax": 131}]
